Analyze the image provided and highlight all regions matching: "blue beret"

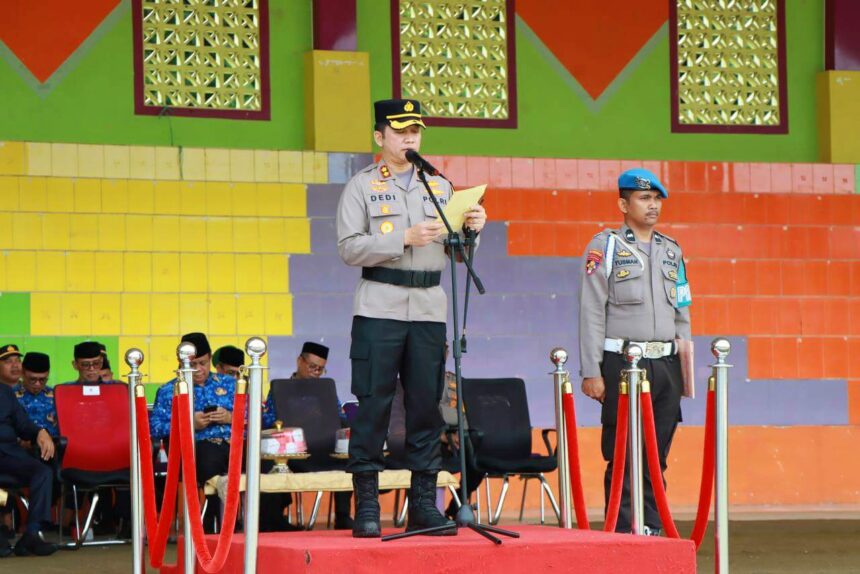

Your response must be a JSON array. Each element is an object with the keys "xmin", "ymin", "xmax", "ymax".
[{"xmin": 618, "ymin": 168, "xmax": 667, "ymax": 198}]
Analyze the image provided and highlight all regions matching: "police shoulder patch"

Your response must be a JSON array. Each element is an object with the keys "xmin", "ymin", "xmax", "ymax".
[{"xmin": 656, "ymin": 230, "xmax": 679, "ymax": 246}]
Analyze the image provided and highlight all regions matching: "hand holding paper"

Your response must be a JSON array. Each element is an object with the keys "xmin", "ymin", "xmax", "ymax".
[{"xmin": 437, "ymin": 184, "xmax": 487, "ymax": 231}]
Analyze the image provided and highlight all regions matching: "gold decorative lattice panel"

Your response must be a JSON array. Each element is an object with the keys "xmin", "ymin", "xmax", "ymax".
[
  {"xmin": 394, "ymin": 0, "xmax": 516, "ymax": 127},
  {"xmin": 671, "ymin": 0, "xmax": 787, "ymax": 133},
  {"xmin": 134, "ymin": 0, "xmax": 269, "ymax": 119}
]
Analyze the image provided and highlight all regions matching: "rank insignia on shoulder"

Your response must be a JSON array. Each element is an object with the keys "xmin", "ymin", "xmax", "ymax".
[
  {"xmin": 668, "ymin": 270, "xmax": 678, "ymax": 280},
  {"xmin": 624, "ymin": 229, "xmax": 635, "ymax": 242},
  {"xmin": 616, "ymin": 249, "xmax": 632, "ymax": 257},
  {"xmin": 616, "ymin": 269, "xmax": 630, "ymax": 279},
  {"xmin": 585, "ymin": 249, "xmax": 602, "ymax": 275},
  {"xmin": 215, "ymin": 387, "xmax": 227, "ymax": 396},
  {"xmin": 380, "ymin": 165, "xmax": 391, "ymax": 179},
  {"xmin": 380, "ymin": 221, "xmax": 394, "ymax": 234}
]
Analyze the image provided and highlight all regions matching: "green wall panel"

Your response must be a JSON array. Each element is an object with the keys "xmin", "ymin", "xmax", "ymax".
[{"xmin": 0, "ymin": 292, "xmax": 30, "ymax": 336}]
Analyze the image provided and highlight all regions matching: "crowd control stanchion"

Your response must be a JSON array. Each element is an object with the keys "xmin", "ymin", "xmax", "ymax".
[
  {"xmin": 126, "ymin": 349, "xmax": 145, "ymax": 574},
  {"xmin": 549, "ymin": 348, "xmax": 573, "ymax": 528},
  {"xmin": 177, "ymin": 342, "xmax": 197, "ymax": 574},
  {"xmin": 244, "ymin": 337, "xmax": 267, "ymax": 574},
  {"xmin": 624, "ymin": 344, "xmax": 645, "ymax": 535},
  {"xmin": 711, "ymin": 339, "xmax": 732, "ymax": 573}
]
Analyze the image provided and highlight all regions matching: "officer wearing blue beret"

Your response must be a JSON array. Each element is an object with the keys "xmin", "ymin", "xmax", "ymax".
[{"xmin": 16, "ymin": 353, "xmax": 58, "ymax": 438}]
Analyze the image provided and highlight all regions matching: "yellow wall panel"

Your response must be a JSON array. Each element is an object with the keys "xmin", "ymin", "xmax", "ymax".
[
  {"xmin": 0, "ymin": 214, "xmax": 11, "ymax": 249},
  {"xmin": 127, "ymin": 181, "xmax": 154, "ymax": 214},
  {"xmin": 257, "ymin": 218, "xmax": 286, "ymax": 252},
  {"xmin": 178, "ymin": 216, "xmax": 207, "ymax": 252},
  {"xmin": 255, "ymin": 183, "xmax": 283, "ymax": 217},
  {"xmin": 155, "ymin": 147, "xmax": 181, "ymax": 180},
  {"xmin": 152, "ymin": 252, "xmax": 180, "ymax": 292},
  {"xmin": 30, "ymin": 293, "xmax": 62, "ymax": 335},
  {"xmin": 204, "ymin": 182, "xmax": 232, "ymax": 216},
  {"xmin": 51, "ymin": 143, "xmax": 78, "ymax": 177},
  {"xmin": 91, "ymin": 293, "xmax": 121, "ymax": 334},
  {"xmin": 301, "ymin": 152, "xmax": 317, "ymax": 184},
  {"xmin": 207, "ymin": 254, "xmax": 236, "ymax": 292},
  {"xmin": 96, "ymin": 252, "xmax": 124, "ymax": 291},
  {"xmin": 261, "ymin": 254, "xmax": 289, "ymax": 293},
  {"xmin": 12, "ymin": 212, "xmax": 43, "ymax": 250},
  {"xmin": 236, "ymin": 295, "xmax": 265, "ymax": 335},
  {"xmin": 180, "ymin": 253, "xmax": 208, "ymax": 292},
  {"xmin": 45, "ymin": 178, "xmax": 74, "ymax": 213},
  {"xmin": 26, "ymin": 142, "xmax": 51, "ymax": 176},
  {"xmin": 154, "ymin": 181, "xmax": 182, "ymax": 214},
  {"xmin": 152, "ymin": 216, "xmax": 180, "ymax": 251},
  {"xmin": 281, "ymin": 184, "xmax": 307, "ymax": 217},
  {"xmin": 121, "ymin": 293, "xmax": 151, "ymax": 335},
  {"xmin": 264, "ymin": 294, "xmax": 293, "ymax": 335},
  {"xmin": 69, "ymin": 214, "xmax": 99, "ymax": 250},
  {"xmin": 101, "ymin": 179, "xmax": 129, "ymax": 213},
  {"xmin": 125, "ymin": 215, "xmax": 154, "ymax": 251},
  {"xmin": 180, "ymin": 148, "xmax": 205, "ymax": 181},
  {"xmin": 6, "ymin": 252, "xmax": 36, "ymax": 291},
  {"xmin": 0, "ymin": 252, "xmax": 6, "ymax": 289},
  {"xmin": 235, "ymin": 254, "xmax": 262, "ymax": 292},
  {"xmin": 61, "ymin": 293, "xmax": 92, "ymax": 335},
  {"xmin": 283, "ymin": 219, "xmax": 311, "ymax": 253},
  {"xmin": 817, "ymin": 71, "xmax": 860, "ymax": 163},
  {"xmin": 104, "ymin": 145, "xmax": 131, "ymax": 179},
  {"xmin": 19, "ymin": 177, "xmax": 48, "ymax": 212},
  {"xmin": 208, "ymin": 294, "xmax": 237, "ymax": 335},
  {"xmin": 179, "ymin": 181, "xmax": 206, "ymax": 215},
  {"xmin": 179, "ymin": 294, "xmax": 209, "ymax": 334},
  {"xmin": 42, "ymin": 213, "xmax": 70, "ymax": 250},
  {"xmin": 278, "ymin": 151, "xmax": 303, "ymax": 182},
  {"xmin": 231, "ymin": 183, "xmax": 257, "ymax": 216},
  {"xmin": 229, "ymin": 149, "xmax": 254, "ymax": 182},
  {"xmin": 77, "ymin": 144, "xmax": 104, "ymax": 178},
  {"xmin": 149, "ymin": 336, "xmax": 180, "ymax": 384},
  {"xmin": 150, "ymin": 293, "xmax": 179, "ymax": 335},
  {"xmin": 35, "ymin": 252, "xmax": 66, "ymax": 291},
  {"xmin": 0, "ymin": 142, "xmax": 26, "ymax": 175},
  {"xmin": 66, "ymin": 252, "xmax": 96, "ymax": 292},
  {"xmin": 232, "ymin": 218, "xmax": 260, "ymax": 253},
  {"xmin": 97, "ymin": 214, "xmax": 127, "ymax": 251},
  {"xmin": 206, "ymin": 218, "xmax": 233, "ymax": 252},
  {"xmin": 124, "ymin": 252, "xmax": 153, "ymax": 292},
  {"xmin": 73, "ymin": 179, "xmax": 102, "ymax": 213},
  {"xmin": 0, "ymin": 176, "xmax": 19, "ymax": 210},
  {"xmin": 129, "ymin": 146, "xmax": 156, "ymax": 179},
  {"xmin": 254, "ymin": 150, "xmax": 279, "ymax": 183},
  {"xmin": 205, "ymin": 148, "xmax": 230, "ymax": 181}
]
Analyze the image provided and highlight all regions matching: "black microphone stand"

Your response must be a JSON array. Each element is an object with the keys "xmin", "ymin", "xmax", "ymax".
[{"xmin": 382, "ymin": 167, "xmax": 519, "ymax": 544}]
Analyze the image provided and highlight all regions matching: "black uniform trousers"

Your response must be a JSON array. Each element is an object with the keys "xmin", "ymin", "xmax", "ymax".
[
  {"xmin": 0, "ymin": 450, "xmax": 52, "ymax": 534},
  {"xmin": 347, "ymin": 316, "xmax": 446, "ymax": 473},
  {"xmin": 599, "ymin": 351, "xmax": 682, "ymax": 532}
]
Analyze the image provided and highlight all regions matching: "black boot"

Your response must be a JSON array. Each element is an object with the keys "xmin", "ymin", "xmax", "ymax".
[
  {"xmin": 351, "ymin": 471, "xmax": 380, "ymax": 538},
  {"xmin": 406, "ymin": 471, "xmax": 456, "ymax": 535}
]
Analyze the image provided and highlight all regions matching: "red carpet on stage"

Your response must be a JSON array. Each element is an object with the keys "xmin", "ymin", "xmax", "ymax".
[{"xmin": 173, "ymin": 526, "xmax": 695, "ymax": 573}]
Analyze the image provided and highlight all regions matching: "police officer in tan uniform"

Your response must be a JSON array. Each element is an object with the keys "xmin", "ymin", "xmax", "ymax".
[
  {"xmin": 337, "ymin": 99, "xmax": 486, "ymax": 537},
  {"xmin": 578, "ymin": 168, "xmax": 692, "ymax": 536}
]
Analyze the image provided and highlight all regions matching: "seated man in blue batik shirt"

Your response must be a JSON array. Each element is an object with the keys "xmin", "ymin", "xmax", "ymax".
[{"xmin": 16, "ymin": 352, "xmax": 58, "ymax": 437}]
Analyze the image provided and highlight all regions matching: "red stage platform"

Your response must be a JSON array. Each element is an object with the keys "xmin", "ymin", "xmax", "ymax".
[{"xmin": 174, "ymin": 526, "xmax": 696, "ymax": 574}]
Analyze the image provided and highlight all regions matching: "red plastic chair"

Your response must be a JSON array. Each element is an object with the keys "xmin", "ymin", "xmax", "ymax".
[{"xmin": 54, "ymin": 383, "xmax": 130, "ymax": 547}]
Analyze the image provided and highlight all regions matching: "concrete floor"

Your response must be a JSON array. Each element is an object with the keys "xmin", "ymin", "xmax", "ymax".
[{"xmin": 2, "ymin": 519, "xmax": 858, "ymax": 573}]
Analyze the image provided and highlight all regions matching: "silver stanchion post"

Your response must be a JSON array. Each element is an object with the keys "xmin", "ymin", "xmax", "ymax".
[
  {"xmin": 126, "ymin": 349, "xmax": 145, "ymax": 574},
  {"xmin": 243, "ymin": 337, "xmax": 267, "ymax": 574},
  {"xmin": 711, "ymin": 338, "xmax": 732, "ymax": 573},
  {"xmin": 625, "ymin": 344, "xmax": 645, "ymax": 535},
  {"xmin": 177, "ymin": 342, "xmax": 197, "ymax": 574},
  {"xmin": 549, "ymin": 347, "xmax": 573, "ymax": 528}
]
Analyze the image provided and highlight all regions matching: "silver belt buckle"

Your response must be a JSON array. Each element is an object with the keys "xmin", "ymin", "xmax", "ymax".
[{"xmin": 644, "ymin": 341, "xmax": 664, "ymax": 358}]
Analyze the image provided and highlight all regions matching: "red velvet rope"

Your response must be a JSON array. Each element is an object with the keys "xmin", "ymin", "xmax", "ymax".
[
  {"xmin": 561, "ymin": 391, "xmax": 590, "ymax": 529},
  {"xmin": 135, "ymin": 393, "xmax": 181, "ymax": 569},
  {"xmin": 603, "ymin": 393, "xmax": 628, "ymax": 532},
  {"xmin": 690, "ymin": 388, "xmax": 716, "ymax": 549},
  {"xmin": 175, "ymin": 391, "xmax": 247, "ymax": 574},
  {"xmin": 640, "ymin": 391, "xmax": 681, "ymax": 538}
]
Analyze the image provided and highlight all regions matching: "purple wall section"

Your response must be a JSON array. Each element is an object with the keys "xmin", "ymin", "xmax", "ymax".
[{"xmin": 271, "ymin": 185, "xmax": 849, "ymax": 430}]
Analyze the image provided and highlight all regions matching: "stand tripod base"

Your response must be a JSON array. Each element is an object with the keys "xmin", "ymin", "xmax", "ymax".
[{"xmin": 381, "ymin": 504, "xmax": 520, "ymax": 544}]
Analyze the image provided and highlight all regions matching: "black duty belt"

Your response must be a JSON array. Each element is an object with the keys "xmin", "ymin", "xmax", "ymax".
[{"xmin": 362, "ymin": 267, "xmax": 441, "ymax": 288}]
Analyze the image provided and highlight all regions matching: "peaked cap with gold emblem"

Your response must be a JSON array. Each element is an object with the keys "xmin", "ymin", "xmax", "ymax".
[{"xmin": 374, "ymin": 99, "xmax": 426, "ymax": 130}]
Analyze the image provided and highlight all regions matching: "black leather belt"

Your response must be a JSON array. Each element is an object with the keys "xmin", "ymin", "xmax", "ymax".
[{"xmin": 362, "ymin": 267, "xmax": 441, "ymax": 288}]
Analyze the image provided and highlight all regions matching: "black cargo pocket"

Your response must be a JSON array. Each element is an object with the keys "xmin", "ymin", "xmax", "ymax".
[{"xmin": 350, "ymin": 340, "xmax": 372, "ymax": 398}]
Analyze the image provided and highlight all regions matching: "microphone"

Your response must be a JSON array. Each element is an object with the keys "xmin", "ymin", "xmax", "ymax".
[{"xmin": 405, "ymin": 149, "xmax": 440, "ymax": 176}]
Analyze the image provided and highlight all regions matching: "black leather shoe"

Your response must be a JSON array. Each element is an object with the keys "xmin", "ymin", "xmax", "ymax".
[
  {"xmin": 0, "ymin": 533, "xmax": 12, "ymax": 558},
  {"xmin": 351, "ymin": 472, "xmax": 381, "ymax": 538},
  {"xmin": 334, "ymin": 515, "xmax": 354, "ymax": 530},
  {"xmin": 14, "ymin": 532, "xmax": 58, "ymax": 557},
  {"xmin": 406, "ymin": 471, "xmax": 456, "ymax": 536}
]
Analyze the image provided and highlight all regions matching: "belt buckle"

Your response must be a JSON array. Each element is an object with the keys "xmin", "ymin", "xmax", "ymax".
[{"xmin": 644, "ymin": 341, "xmax": 663, "ymax": 358}]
